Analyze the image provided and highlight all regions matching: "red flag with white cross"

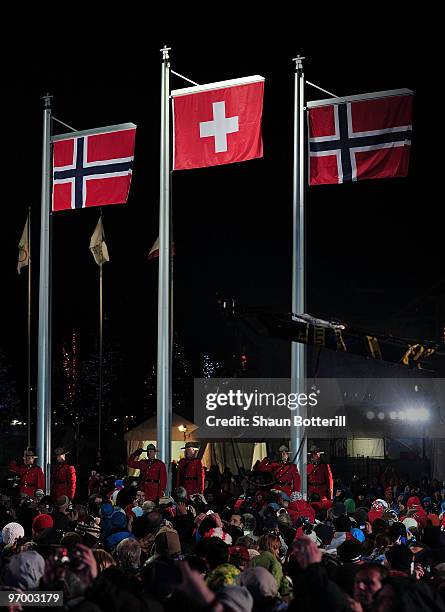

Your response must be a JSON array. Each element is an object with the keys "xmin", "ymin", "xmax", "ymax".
[{"xmin": 172, "ymin": 76, "xmax": 264, "ymax": 170}]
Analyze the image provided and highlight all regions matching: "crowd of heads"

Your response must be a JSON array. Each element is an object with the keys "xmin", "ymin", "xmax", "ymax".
[{"xmin": 1, "ymin": 462, "xmax": 445, "ymax": 611}]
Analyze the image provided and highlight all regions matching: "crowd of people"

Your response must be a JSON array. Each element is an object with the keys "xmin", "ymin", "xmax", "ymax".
[{"xmin": 1, "ymin": 444, "xmax": 445, "ymax": 611}]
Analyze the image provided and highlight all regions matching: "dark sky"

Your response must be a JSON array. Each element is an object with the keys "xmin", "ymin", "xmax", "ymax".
[{"xmin": 0, "ymin": 19, "xmax": 441, "ymax": 410}]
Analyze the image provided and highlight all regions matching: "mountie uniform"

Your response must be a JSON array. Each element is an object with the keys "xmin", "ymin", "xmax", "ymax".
[
  {"xmin": 254, "ymin": 457, "xmax": 279, "ymax": 474},
  {"xmin": 273, "ymin": 462, "xmax": 301, "ymax": 496},
  {"xmin": 51, "ymin": 462, "xmax": 76, "ymax": 501},
  {"xmin": 177, "ymin": 457, "xmax": 204, "ymax": 496},
  {"xmin": 127, "ymin": 453, "xmax": 167, "ymax": 501},
  {"xmin": 307, "ymin": 461, "xmax": 333, "ymax": 500},
  {"xmin": 9, "ymin": 461, "xmax": 45, "ymax": 497}
]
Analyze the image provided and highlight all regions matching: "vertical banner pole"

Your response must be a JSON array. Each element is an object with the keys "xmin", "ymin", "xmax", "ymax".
[
  {"xmin": 98, "ymin": 257, "xmax": 103, "ymax": 452},
  {"xmin": 37, "ymin": 95, "xmax": 52, "ymax": 493},
  {"xmin": 291, "ymin": 57, "xmax": 307, "ymax": 498},
  {"xmin": 27, "ymin": 206, "xmax": 32, "ymax": 448},
  {"xmin": 157, "ymin": 46, "xmax": 172, "ymax": 491}
]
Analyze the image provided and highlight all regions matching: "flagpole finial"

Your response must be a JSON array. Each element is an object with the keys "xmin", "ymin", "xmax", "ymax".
[
  {"xmin": 42, "ymin": 93, "xmax": 53, "ymax": 109},
  {"xmin": 292, "ymin": 55, "xmax": 305, "ymax": 73},
  {"xmin": 160, "ymin": 45, "xmax": 171, "ymax": 61}
]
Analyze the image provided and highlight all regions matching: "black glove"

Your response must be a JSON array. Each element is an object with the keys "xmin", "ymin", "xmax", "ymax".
[{"xmin": 135, "ymin": 448, "xmax": 144, "ymax": 455}]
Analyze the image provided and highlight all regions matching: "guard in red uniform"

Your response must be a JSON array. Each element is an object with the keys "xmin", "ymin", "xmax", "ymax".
[
  {"xmin": 50, "ymin": 447, "xmax": 76, "ymax": 501},
  {"xmin": 307, "ymin": 445, "xmax": 333, "ymax": 500},
  {"xmin": 127, "ymin": 444, "xmax": 167, "ymax": 502},
  {"xmin": 9, "ymin": 449, "xmax": 45, "ymax": 497},
  {"xmin": 177, "ymin": 442, "xmax": 204, "ymax": 496},
  {"xmin": 272, "ymin": 445, "xmax": 301, "ymax": 496}
]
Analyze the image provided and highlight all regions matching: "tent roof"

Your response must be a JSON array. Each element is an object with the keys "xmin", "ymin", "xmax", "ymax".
[{"xmin": 124, "ymin": 412, "xmax": 199, "ymax": 441}]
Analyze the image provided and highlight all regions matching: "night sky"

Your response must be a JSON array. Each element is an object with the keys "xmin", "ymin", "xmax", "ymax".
[{"xmin": 0, "ymin": 20, "xmax": 441, "ymax": 419}]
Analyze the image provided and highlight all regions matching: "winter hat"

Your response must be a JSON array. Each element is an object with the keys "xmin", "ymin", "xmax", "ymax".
[
  {"xmin": 353, "ymin": 509, "xmax": 369, "ymax": 528},
  {"xmin": 267, "ymin": 503, "xmax": 280, "ymax": 512},
  {"xmin": 206, "ymin": 563, "xmax": 241, "ymax": 592},
  {"xmin": 386, "ymin": 544, "xmax": 413, "ymax": 572},
  {"xmin": 290, "ymin": 492, "xmax": 303, "ymax": 502},
  {"xmin": 2, "ymin": 522, "xmax": 25, "ymax": 545},
  {"xmin": 344, "ymin": 498, "xmax": 356, "ymax": 514},
  {"xmin": 337, "ymin": 539, "xmax": 363, "ymax": 563},
  {"xmin": 32, "ymin": 514, "xmax": 53, "ymax": 532},
  {"xmin": 229, "ymin": 545, "xmax": 250, "ymax": 563},
  {"xmin": 4, "ymin": 551, "xmax": 45, "ymax": 590},
  {"xmin": 238, "ymin": 566, "xmax": 278, "ymax": 600},
  {"xmin": 100, "ymin": 502, "xmax": 114, "ymax": 519},
  {"xmin": 55, "ymin": 495, "xmax": 70, "ymax": 510},
  {"xmin": 331, "ymin": 502, "xmax": 346, "ymax": 518},
  {"xmin": 402, "ymin": 517, "xmax": 418, "ymax": 530},
  {"xmin": 153, "ymin": 528, "xmax": 181, "ymax": 557},
  {"xmin": 110, "ymin": 511, "xmax": 128, "ymax": 530},
  {"xmin": 217, "ymin": 585, "xmax": 253, "ymax": 612},
  {"xmin": 314, "ymin": 523, "xmax": 334, "ymax": 545},
  {"xmin": 334, "ymin": 515, "xmax": 352, "ymax": 533},
  {"xmin": 407, "ymin": 496, "xmax": 421, "ymax": 508}
]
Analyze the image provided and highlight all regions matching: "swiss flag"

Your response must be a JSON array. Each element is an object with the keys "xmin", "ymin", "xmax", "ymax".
[
  {"xmin": 52, "ymin": 123, "xmax": 136, "ymax": 211},
  {"xmin": 172, "ymin": 76, "xmax": 264, "ymax": 170},
  {"xmin": 308, "ymin": 90, "xmax": 413, "ymax": 185}
]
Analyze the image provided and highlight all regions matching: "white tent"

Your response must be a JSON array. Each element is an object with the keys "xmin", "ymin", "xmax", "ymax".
[{"xmin": 124, "ymin": 413, "xmax": 266, "ymax": 474}]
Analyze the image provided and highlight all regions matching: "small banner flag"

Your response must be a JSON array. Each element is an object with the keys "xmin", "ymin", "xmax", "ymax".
[
  {"xmin": 89, "ymin": 217, "xmax": 110, "ymax": 265},
  {"xmin": 148, "ymin": 237, "xmax": 159, "ymax": 260},
  {"xmin": 308, "ymin": 89, "xmax": 413, "ymax": 185},
  {"xmin": 52, "ymin": 123, "xmax": 136, "ymax": 211},
  {"xmin": 17, "ymin": 215, "xmax": 30, "ymax": 274},
  {"xmin": 172, "ymin": 76, "xmax": 264, "ymax": 170}
]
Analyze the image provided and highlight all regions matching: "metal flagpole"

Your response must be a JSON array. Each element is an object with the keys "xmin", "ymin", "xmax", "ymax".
[
  {"xmin": 157, "ymin": 46, "xmax": 172, "ymax": 491},
  {"xmin": 291, "ymin": 56, "xmax": 307, "ymax": 498},
  {"xmin": 98, "ymin": 212, "xmax": 103, "ymax": 452},
  {"xmin": 37, "ymin": 94, "xmax": 52, "ymax": 493},
  {"xmin": 27, "ymin": 206, "xmax": 32, "ymax": 448}
]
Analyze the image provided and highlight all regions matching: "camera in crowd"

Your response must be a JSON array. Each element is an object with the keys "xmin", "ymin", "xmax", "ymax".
[
  {"xmin": 53, "ymin": 547, "xmax": 83, "ymax": 570},
  {"xmin": 294, "ymin": 516, "xmax": 314, "ymax": 535}
]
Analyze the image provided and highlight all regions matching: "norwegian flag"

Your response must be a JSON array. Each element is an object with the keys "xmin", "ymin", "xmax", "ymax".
[
  {"xmin": 308, "ymin": 89, "xmax": 413, "ymax": 185},
  {"xmin": 52, "ymin": 123, "xmax": 136, "ymax": 211},
  {"xmin": 172, "ymin": 76, "xmax": 264, "ymax": 170}
]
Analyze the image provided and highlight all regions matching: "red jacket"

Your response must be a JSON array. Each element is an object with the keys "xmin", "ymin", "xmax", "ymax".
[
  {"xmin": 51, "ymin": 462, "xmax": 76, "ymax": 501},
  {"xmin": 177, "ymin": 457, "xmax": 204, "ymax": 496},
  {"xmin": 254, "ymin": 458, "xmax": 279, "ymax": 473},
  {"xmin": 273, "ymin": 462, "xmax": 301, "ymax": 495},
  {"xmin": 307, "ymin": 462, "xmax": 333, "ymax": 499},
  {"xmin": 127, "ymin": 454, "xmax": 167, "ymax": 501},
  {"xmin": 9, "ymin": 461, "xmax": 45, "ymax": 497}
]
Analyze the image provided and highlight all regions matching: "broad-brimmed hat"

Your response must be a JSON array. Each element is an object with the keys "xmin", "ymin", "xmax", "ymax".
[
  {"xmin": 53, "ymin": 447, "xmax": 69, "ymax": 456},
  {"xmin": 308, "ymin": 445, "xmax": 324, "ymax": 454},
  {"xmin": 181, "ymin": 442, "xmax": 199, "ymax": 450},
  {"xmin": 278, "ymin": 445, "xmax": 289, "ymax": 452},
  {"xmin": 145, "ymin": 444, "xmax": 158, "ymax": 452},
  {"xmin": 23, "ymin": 449, "xmax": 38, "ymax": 458}
]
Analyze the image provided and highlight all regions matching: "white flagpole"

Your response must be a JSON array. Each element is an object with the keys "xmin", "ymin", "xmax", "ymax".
[
  {"xmin": 37, "ymin": 95, "xmax": 52, "ymax": 492},
  {"xmin": 157, "ymin": 46, "xmax": 172, "ymax": 490},
  {"xmin": 291, "ymin": 57, "xmax": 307, "ymax": 497},
  {"xmin": 98, "ymin": 212, "xmax": 103, "ymax": 453},
  {"xmin": 27, "ymin": 206, "xmax": 32, "ymax": 448}
]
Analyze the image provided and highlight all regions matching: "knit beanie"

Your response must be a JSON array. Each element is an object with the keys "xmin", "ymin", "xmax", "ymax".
[
  {"xmin": 32, "ymin": 514, "xmax": 54, "ymax": 532},
  {"xmin": 2, "ymin": 522, "xmax": 25, "ymax": 545}
]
